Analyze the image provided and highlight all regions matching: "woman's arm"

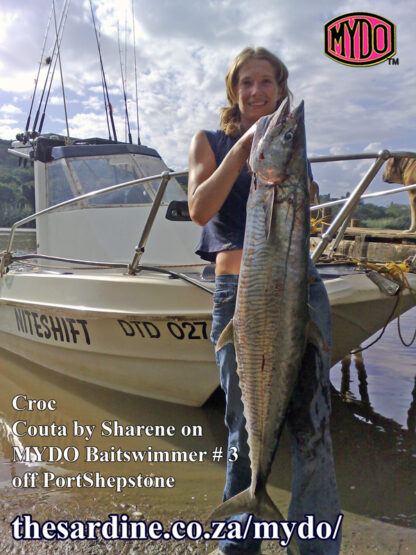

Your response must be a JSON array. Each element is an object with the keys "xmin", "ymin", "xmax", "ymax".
[{"xmin": 188, "ymin": 127, "xmax": 255, "ymax": 226}]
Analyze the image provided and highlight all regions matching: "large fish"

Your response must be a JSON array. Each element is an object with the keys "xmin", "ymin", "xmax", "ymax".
[{"xmin": 209, "ymin": 98, "xmax": 320, "ymax": 552}]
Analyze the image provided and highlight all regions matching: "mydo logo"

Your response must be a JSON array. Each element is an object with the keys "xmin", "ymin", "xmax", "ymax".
[{"xmin": 324, "ymin": 12, "xmax": 396, "ymax": 66}]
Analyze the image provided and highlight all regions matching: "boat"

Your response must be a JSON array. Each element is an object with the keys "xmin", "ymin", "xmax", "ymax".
[
  {"xmin": 0, "ymin": 4, "xmax": 415, "ymax": 406},
  {"xmin": 0, "ymin": 134, "xmax": 415, "ymax": 406}
]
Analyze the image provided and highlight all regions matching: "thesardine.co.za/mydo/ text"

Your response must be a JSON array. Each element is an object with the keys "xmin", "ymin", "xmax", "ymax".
[{"xmin": 11, "ymin": 513, "xmax": 344, "ymax": 546}]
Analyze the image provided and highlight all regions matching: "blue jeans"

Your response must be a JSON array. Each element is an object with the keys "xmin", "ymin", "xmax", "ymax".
[{"xmin": 210, "ymin": 263, "xmax": 341, "ymax": 554}]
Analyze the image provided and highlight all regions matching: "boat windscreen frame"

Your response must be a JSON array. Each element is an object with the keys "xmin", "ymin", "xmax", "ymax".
[{"xmin": 45, "ymin": 151, "xmax": 186, "ymax": 209}]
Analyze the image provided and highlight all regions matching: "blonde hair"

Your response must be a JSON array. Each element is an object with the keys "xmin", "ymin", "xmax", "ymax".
[{"xmin": 220, "ymin": 47, "xmax": 291, "ymax": 137}]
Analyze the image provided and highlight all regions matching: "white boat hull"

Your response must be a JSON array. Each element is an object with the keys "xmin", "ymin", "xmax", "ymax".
[{"xmin": 0, "ymin": 270, "xmax": 415, "ymax": 406}]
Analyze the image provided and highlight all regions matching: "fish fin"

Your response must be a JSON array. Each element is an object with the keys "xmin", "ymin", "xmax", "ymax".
[
  {"xmin": 215, "ymin": 319, "xmax": 234, "ymax": 352},
  {"xmin": 264, "ymin": 186, "xmax": 275, "ymax": 240},
  {"xmin": 255, "ymin": 488, "xmax": 286, "ymax": 521},
  {"xmin": 206, "ymin": 487, "xmax": 283, "ymax": 522},
  {"xmin": 206, "ymin": 487, "xmax": 300, "ymax": 555},
  {"xmin": 256, "ymin": 490, "xmax": 300, "ymax": 555}
]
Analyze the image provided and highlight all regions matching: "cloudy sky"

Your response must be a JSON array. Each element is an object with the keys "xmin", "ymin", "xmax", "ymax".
[{"xmin": 0, "ymin": 0, "xmax": 414, "ymax": 204}]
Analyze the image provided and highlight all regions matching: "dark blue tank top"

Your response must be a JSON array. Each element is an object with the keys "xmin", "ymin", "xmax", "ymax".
[
  {"xmin": 194, "ymin": 129, "xmax": 314, "ymax": 262},
  {"xmin": 195, "ymin": 130, "xmax": 250, "ymax": 262}
]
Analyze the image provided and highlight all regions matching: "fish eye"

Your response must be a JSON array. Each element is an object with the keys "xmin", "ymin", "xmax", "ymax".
[{"xmin": 284, "ymin": 130, "xmax": 294, "ymax": 141}]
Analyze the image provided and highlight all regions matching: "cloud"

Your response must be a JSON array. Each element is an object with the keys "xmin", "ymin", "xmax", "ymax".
[
  {"xmin": 0, "ymin": 0, "xmax": 414, "ymax": 205},
  {"xmin": 0, "ymin": 103, "xmax": 22, "ymax": 115},
  {"xmin": 0, "ymin": 123, "xmax": 21, "ymax": 140}
]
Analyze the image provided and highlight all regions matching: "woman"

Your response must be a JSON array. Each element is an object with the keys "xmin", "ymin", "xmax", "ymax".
[{"xmin": 188, "ymin": 47, "xmax": 341, "ymax": 555}]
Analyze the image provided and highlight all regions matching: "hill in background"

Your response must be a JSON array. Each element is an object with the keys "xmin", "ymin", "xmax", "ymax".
[{"xmin": 0, "ymin": 139, "xmax": 35, "ymax": 227}]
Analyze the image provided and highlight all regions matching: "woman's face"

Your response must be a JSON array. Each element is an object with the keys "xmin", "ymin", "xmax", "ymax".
[{"xmin": 236, "ymin": 58, "xmax": 281, "ymax": 131}]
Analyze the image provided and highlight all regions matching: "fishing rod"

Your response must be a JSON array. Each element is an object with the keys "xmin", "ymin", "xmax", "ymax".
[
  {"xmin": 24, "ymin": 1, "xmax": 54, "ymax": 134},
  {"xmin": 38, "ymin": 37, "xmax": 62, "ymax": 134},
  {"xmin": 89, "ymin": 0, "xmax": 118, "ymax": 142},
  {"xmin": 98, "ymin": 28, "xmax": 112, "ymax": 141},
  {"xmin": 131, "ymin": 0, "xmax": 141, "ymax": 145},
  {"xmin": 39, "ymin": 0, "xmax": 72, "ymax": 134},
  {"xmin": 52, "ymin": 0, "xmax": 71, "ymax": 142},
  {"xmin": 32, "ymin": 0, "xmax": 70, "ymax": 134},
  {"xmin": 117, "ymin": 21, "xmax": 132, "ymax": 144}
]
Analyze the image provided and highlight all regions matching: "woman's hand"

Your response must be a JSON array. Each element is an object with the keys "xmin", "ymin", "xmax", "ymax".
[{"xmin": 237, "ymin": 121, "xmax": 257, "ymax": 157}]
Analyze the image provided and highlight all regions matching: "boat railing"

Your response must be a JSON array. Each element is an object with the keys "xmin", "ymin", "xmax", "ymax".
[
  {"xmin": 309, "ymin": 150, "xmax": 416, "ymax": 262},
  {"xmin": 2, "ymin": 149, "xmax": 416, "ymax": 277},
  {"xmin": 0, "ymin": 169, "xmax": 187, "ymax": 276}
]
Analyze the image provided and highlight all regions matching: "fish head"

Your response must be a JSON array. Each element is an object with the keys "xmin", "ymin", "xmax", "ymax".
[{"xmin": 250, "ymin": 99, "xmax": 306, "ymax": 185}]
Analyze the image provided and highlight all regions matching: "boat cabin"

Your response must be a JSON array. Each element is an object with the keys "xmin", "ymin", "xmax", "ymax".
[{"xmin": 9, "ymin": 135, "xmax": 202, "ymax": 268}]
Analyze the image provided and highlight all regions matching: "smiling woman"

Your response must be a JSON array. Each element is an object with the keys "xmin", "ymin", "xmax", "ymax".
[
  {"xmin": 187, "ymin": 47, "xmax": 341, "ymax": 555},
  {"xmin": 221, "ymin": 47, "xmax": 292, "ymax": 138}
]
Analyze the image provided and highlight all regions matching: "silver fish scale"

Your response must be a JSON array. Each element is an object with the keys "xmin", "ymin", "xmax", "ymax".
[{"xmin": 233, "ymin": 106, "xmax": 309, "ymax": 490}]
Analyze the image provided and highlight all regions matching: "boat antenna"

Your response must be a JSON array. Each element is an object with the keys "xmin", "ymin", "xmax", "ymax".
[
  {"xmin": 131, "ymin": 0, "xmax": 141, "ymax": 144},
  {"xmin": 24, "ymin": 1, "xmax": 54, "ymax": 135},
  {"xmin": 52, "ymin": 0, "xmax": 71, "ymax": 143},
  {"xmin": 32, "ymin": 0, "xmax": 70, "ymax": 134},
  {"xmin": 89, "ymin": 0, "xmax": 118, "ymax": 142},
  {"xmin": 117, "ymin": 21, "xmax": 132, "ymax": 144}
]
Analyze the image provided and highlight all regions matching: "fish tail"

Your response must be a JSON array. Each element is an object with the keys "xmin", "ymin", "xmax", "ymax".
[
  {"xmin": 206, "ymin": 487, "xmax": 254, "ymax": 523},
  {"xmin": 257, "ymin": 490, "xmax": 300, "ymax": 555},
  {"xmin": 206, "ymin": 487, "xmax": 300, "ymax": 555}
]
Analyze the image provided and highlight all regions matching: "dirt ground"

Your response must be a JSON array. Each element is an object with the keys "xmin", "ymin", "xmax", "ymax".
[{"xmin": 1, "ymin": 488, "xmax": 414, "ymax": 554}]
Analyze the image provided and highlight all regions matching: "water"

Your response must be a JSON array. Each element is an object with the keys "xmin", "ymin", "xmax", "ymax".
[
  {"xmin": 0, "ymin": 309, "xmax": 414, "ymax": 528},
  {"xmin": 0, "ymin": 229, "xmax": 36, "ymax": 252},
  {"xmin": 331, "ymin": 307, "xmax": 416, "ymax": 431},
  {"xmin": 329, "ymin": 307, "xmax": 416, "ymax": 528},
  {"xmin": 0, "ymin": 243, "xmax": 414, "ymax": 549}
]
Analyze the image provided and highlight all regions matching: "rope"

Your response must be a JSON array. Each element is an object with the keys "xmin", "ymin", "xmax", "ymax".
[
  {"xmin": 310, "ymin": 210, "xmax": 330, "ymax": 234},
  {"xmin": 351, "ymin": 259, "xmax": 416, "ymax": 350},
  {"xmin": 350, "ymin": 295, "xmax": 400, "ymax": 354}
]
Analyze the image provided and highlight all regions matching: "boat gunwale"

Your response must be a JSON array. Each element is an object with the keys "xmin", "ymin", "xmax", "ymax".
[
  {"xmin": 2, "ymin": 272, "xmax": 415, "ymax": 316},
  {"xmin": 0, "ymin": 297, "xmax": 213, "ymax": 320}
]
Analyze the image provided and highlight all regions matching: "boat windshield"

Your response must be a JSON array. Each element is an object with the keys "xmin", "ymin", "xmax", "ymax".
[{"xmin": 46, "ymin": 153, "xmax": 186, "ymax": 207}]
